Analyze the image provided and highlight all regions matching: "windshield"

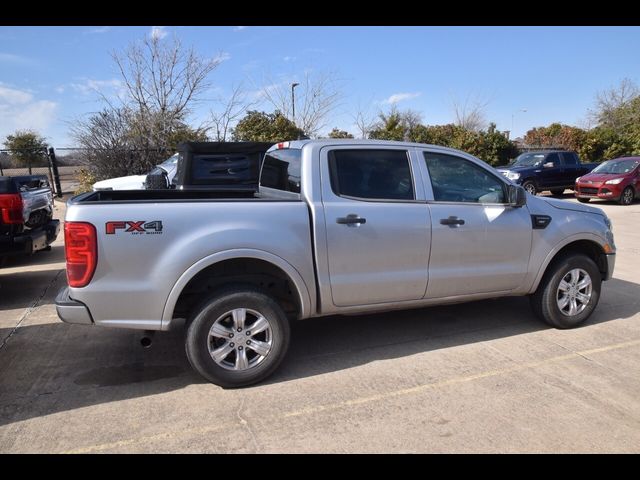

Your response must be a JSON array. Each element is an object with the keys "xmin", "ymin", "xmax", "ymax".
[
  {"xmin": 157, "ymin": 154, "xmax": 179, "ymax": 171},
  {"xmin": 512, "ymin": 153, "xmax": 546, "ymax": 167},
  {"xmin": 592, "ymin": 158, "xmax": 640, "ymax": 174}
]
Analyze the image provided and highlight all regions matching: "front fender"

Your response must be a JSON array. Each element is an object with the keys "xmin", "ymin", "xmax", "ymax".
[{"xmin": 528, "ymin": 232, "xmax": 608, "ymax": 293}]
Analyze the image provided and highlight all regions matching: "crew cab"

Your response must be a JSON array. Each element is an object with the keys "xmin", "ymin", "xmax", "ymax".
[
  {"xmin": 0, "ymin": 175, "xmax": 60, "ymax": 265},
  {"xmin": 56, "ymin": 140, "xmax": 616, "ymax": 387},
  {"xmin": 498, "ymin": 150, "xmax": 597, "ymax": 196}
]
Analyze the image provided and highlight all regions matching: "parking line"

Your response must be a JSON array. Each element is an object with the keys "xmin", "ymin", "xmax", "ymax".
[{"xmin": 61, "ymin": 338, "xmax": 640, "ymax": 453}]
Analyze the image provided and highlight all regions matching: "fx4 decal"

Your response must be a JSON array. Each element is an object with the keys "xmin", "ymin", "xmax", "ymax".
[{"xmin": 105, "ymin": 221, "xmax": 163, "ymax": 235}]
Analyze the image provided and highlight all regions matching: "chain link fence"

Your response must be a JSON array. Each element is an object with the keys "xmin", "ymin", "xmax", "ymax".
[{"xmin": 1, "ymin": 147, "xmax": 172, "ymax": 197}]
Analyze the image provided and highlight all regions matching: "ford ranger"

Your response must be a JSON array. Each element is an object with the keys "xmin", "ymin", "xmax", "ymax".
[{"xmin": 56, "ymin": 140, "xmax": 616, "ymax": 387}]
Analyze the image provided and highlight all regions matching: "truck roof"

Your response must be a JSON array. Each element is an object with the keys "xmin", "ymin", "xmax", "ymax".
[{"xmin": 270, "ymin": 138, "xmax": 479, "ymax": 155}]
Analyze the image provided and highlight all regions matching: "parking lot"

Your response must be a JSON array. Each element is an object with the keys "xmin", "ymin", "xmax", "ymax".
[{"xmin": 1, "ymin": 194, "xmax": 639, "ymax": 453}]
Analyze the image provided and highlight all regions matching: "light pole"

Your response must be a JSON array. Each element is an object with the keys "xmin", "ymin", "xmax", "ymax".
[
  {"xmin": 511, "ymin": 109, "xmax": 527, "ymax": 139},
  {"xmin": 291, "ymin": 82, "xmax": 300, "ymax": 126}
]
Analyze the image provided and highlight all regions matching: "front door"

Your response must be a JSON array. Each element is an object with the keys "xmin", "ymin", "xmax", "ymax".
[
  {"xmin": 421, "ymin": 151, "xmax": 532, "ymax": 298},
  {"xmin": 537, "ymin": 152, "xmax": 564, "ymax": 188},
  {"xmin": 321, "ymin": 147, "xmax": 431, "ymax": 307}
]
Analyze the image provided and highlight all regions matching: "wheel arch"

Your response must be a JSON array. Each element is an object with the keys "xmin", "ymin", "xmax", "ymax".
[
  {"xmin": 530, "ymin": 234, "xmax": 609, "ymax": 293},
  {"xmin": 161, "ymin": 249, "xmax": 313, "ymax": 330}
]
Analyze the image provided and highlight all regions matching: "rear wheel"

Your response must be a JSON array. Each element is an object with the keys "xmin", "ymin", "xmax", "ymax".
[
  {"xmin": 530, "ymin": 253, "xmax": 601, "ymax": 329},
  {"xmin": 577, "ymin": 197, "xmax": 591, "ymax": 203},
  {"xmin": 522, "ymin": 181, "xmax": 537, "ymax": 195},
  {"xmin": 619, "ymin": 186, "xmax": 634, "ymax": 206},
  {"xmin": 185, "ymin": 286, "xmax": 290, "ymax": 388}
]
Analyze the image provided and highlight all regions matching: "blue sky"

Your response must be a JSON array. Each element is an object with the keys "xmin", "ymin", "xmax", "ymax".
[{"xmin": 1, "ymin": 26, "xmax": 639, "ymax": 147}]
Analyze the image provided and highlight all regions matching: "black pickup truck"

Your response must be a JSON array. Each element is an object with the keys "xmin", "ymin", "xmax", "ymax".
[
  {"xmin": 497, "ymin": 150, "xmax": 597, "ymax": 195},
  {"xmin": 0, "ymin": 175, "xmax": 60, "ymax": 265}
]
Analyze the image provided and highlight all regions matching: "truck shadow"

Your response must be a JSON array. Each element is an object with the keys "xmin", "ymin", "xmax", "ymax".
[{"xmin": 0, "ymin": 277, "xmax": 639, "ymax": 427}]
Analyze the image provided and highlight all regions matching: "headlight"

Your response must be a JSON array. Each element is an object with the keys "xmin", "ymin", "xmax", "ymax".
[
  {"xmin": 603, "ymin": 215, "xmax": 612, "ymax": 230},
  {"xmin": 604, "ymin": 178, "xmax": 624, "ymax": 185},
  {"xmin": 575, "ymin": 177, "xmax": 581, "ymax": 183},
  {"xmin": 506, "ymin": 172, "xmax": 521, "ymax": 181}
]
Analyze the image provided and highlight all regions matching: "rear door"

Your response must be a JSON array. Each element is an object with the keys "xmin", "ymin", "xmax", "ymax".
[
  {"xmin": 560, "ymin": 152, "xmax": 580, "ymax": 186},
  {"xmin": 320, "ymin": 146, "xmax": 431, "ymax": 307}
]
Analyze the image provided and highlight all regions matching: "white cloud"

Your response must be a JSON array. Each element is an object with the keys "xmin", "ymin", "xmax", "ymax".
[
  {"xmin": 0, "ymin": 52, "xmax": 34, "ymax": 65},
  {"xmin": 283, "ymin": 56, "xmax": 296, "ymax": 62},
  {"xmin": 70, "ymin": 78, "xmax": 123, "ymax": 96},
  {"xmin": 213, "ymin": 52, "xmax": 232, "ymax": 63},
  {"xmin": 150, "ymin": 26, "xmax": 168, "ymax": 40},
  {"xmin": 54, "ymin": 85, "xmax": 65, "ymax": 94},
  {"xmin": 384, "ymin": 92, "xmax": 422, "ymax": 104},
  {"xmin": 233, "ymin": 26, "xmax": 248, "ymax": 31},
  {"xmin": 0, "ymin": 84, "xmax": 34, "ymax": 104},
  {"xmin": 86, "ymin": 26, "xmax": 110, "ymax": 34},
  {"xmin": 0, "ymin": 84, "xmax": 57, "ymax": 140}
]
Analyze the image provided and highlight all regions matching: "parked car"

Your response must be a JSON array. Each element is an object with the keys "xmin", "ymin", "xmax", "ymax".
[
  {"xmin": 497, "ymin": 150, "xmax": 597, "ymax": 195},
  {"xmin": 56, "ymin": 140, "xmax": 616, "ymax": 388},
  {"xmin": 575, "ymin": 156, "xmax": 640, "ymax": 205},
  {"xmin": 0, "ymin": 175, "xmax": 60, "ymax": 265},
  {"xmin": 92, "ymin": 154, "xmax": 179, "ymax": 191}
]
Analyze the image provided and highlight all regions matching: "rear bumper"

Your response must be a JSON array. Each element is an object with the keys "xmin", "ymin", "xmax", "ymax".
[
  {"xmin": 604, "ymin": 253, "xmax": 616, "ymax": 281},
  {"xmin": 0, "ymin": 219, "xmax": 60, "ymax": 257},
  {"xmin": 55, "ymin": 287, "xmax": 94, "ymax": 325}
]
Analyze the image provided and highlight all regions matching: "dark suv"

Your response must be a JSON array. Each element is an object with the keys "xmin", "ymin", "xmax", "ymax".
[{"xmin": 497, "ymin": 150, "xmax": 597, "ymax": 195}]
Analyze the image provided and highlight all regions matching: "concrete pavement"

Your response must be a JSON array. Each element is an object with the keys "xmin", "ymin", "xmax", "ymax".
[{"xmin": 1, "ymin": 195, "xmax": 639, "ymax": 453}]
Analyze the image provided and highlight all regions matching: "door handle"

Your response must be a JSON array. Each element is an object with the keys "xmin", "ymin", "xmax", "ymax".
[
  {"xmin": 337, "ymin": 214, "xmax": 367, "ymax": 226},
  {"xmin": 440, "ymin": 216, "xmax": 465, "ymax": 226}
]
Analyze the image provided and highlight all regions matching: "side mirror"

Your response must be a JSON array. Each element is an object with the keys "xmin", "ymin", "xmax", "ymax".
[
  {"xmin": 543, "ymin": 162, "xmax": 555, "ymax": 168},
  {"xmin": 508, "ymin": 184, "xmax": 527, "ymax": 208}
]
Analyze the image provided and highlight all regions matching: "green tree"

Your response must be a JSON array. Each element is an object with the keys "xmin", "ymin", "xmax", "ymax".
[
  {"xmin": 3, "ymin": 130, "xmax": 48, "ymax": 169},
  {"xmin": 523, "ymin": 123, "xmax": 586, "ymax": 151},
  {"xmin": 368, "ymin": 108, "xmax": 406, "ymax": 141},
  {"xmin": 232, "ymin": 111, "xmax": 304, "ymax": 142},
  {"xmin": 327, "ymin": 128, "xmax": 354, "ymax": 139}
]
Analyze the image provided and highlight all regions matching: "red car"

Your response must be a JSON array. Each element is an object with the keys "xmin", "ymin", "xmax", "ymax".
[{"xmin": 575, "ymin": 156, "xmax": 640, "ymax": 205}]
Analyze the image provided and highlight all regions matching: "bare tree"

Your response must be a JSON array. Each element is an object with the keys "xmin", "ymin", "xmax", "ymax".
[
  {"xmin": 351, "ymin": 98, "xmax": 377, "ymax": 139},
  {"xmin": 589, "ymin": 77, "xmax": 639, "ymax": 131},
  {"xmin": 111, "ymin": 34, "xmax": 222, "ymax": 149},
  {"xmin": 208, "ymin": 83, "xmax": 259, "ymax": 142},
  {"xmin": 451, "ymin": 94, "xmax": 489, "ymax": 132},
  {"xmin": 258, "ymin": 70, "xmax": 343, "ymax": 137}
]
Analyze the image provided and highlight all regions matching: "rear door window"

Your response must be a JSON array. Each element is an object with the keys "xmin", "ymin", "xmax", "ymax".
[{"xmin": 328, "ymin": 149, "xmax": 414, "ymax": 201}]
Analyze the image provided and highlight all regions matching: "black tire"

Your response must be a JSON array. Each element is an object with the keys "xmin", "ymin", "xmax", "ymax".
[
  {"xmin": 577, "ymin": 197, "xmax": 591, "ymax": 203},
  {"xmin": 185, "ymin": 285, "xmax": 291, "ymax": 388},
  {"xmin": 619, "ymin": 186, "xmax": 634, "ymax": 206},
  {"xmin": 522, "ymin": 181, "xmax": 537, "ymax": 196},
  {"xmin": 550, "ymin": 189, "xmax": 564, "ymax": 196},
  {"xmin": 530, "ymin": 253, "xmax": 601, "ymax": 329}
]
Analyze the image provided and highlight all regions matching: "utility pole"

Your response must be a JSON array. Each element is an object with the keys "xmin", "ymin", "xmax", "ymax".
[{"xmin": 291, "ymin": 82, "xmax": 299, "ymax": 126}]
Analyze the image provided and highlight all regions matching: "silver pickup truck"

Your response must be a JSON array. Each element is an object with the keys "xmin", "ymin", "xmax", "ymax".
[{"xmin": 56, "ymin": 140, "xmax": 616, "ymax": 387}]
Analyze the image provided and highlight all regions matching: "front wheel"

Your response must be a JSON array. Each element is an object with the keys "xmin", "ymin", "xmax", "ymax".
[
  {"xmin": 550, "ymin": 189, "xmax": 564, "ymax": 196},
  {"xmin": 530, "ymin": 253, "xmax": 601, "ymax": 329},
  {"xmin": 185, "ymin": 286, "xmax": 291, "ymax": 388},
  {"xmin": 619, "ymin": 186, "xmax": 635, "ymax": 206},
  {"xmin": 522, "ymin": 181, "xmax": 537, "ymax": 195},
  {"xmin": 577, "ymin": 197, "xmax": 591, "ymax": 203}
]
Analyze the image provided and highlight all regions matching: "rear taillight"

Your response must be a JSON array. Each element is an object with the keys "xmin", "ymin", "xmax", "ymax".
[
  {"xmin": 0, "ymin": 193, "xmax": 24, "ymax": 224},
  {"xmin": 64, "ymin": 222, "xmax": 97, "ymax": 288}
]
